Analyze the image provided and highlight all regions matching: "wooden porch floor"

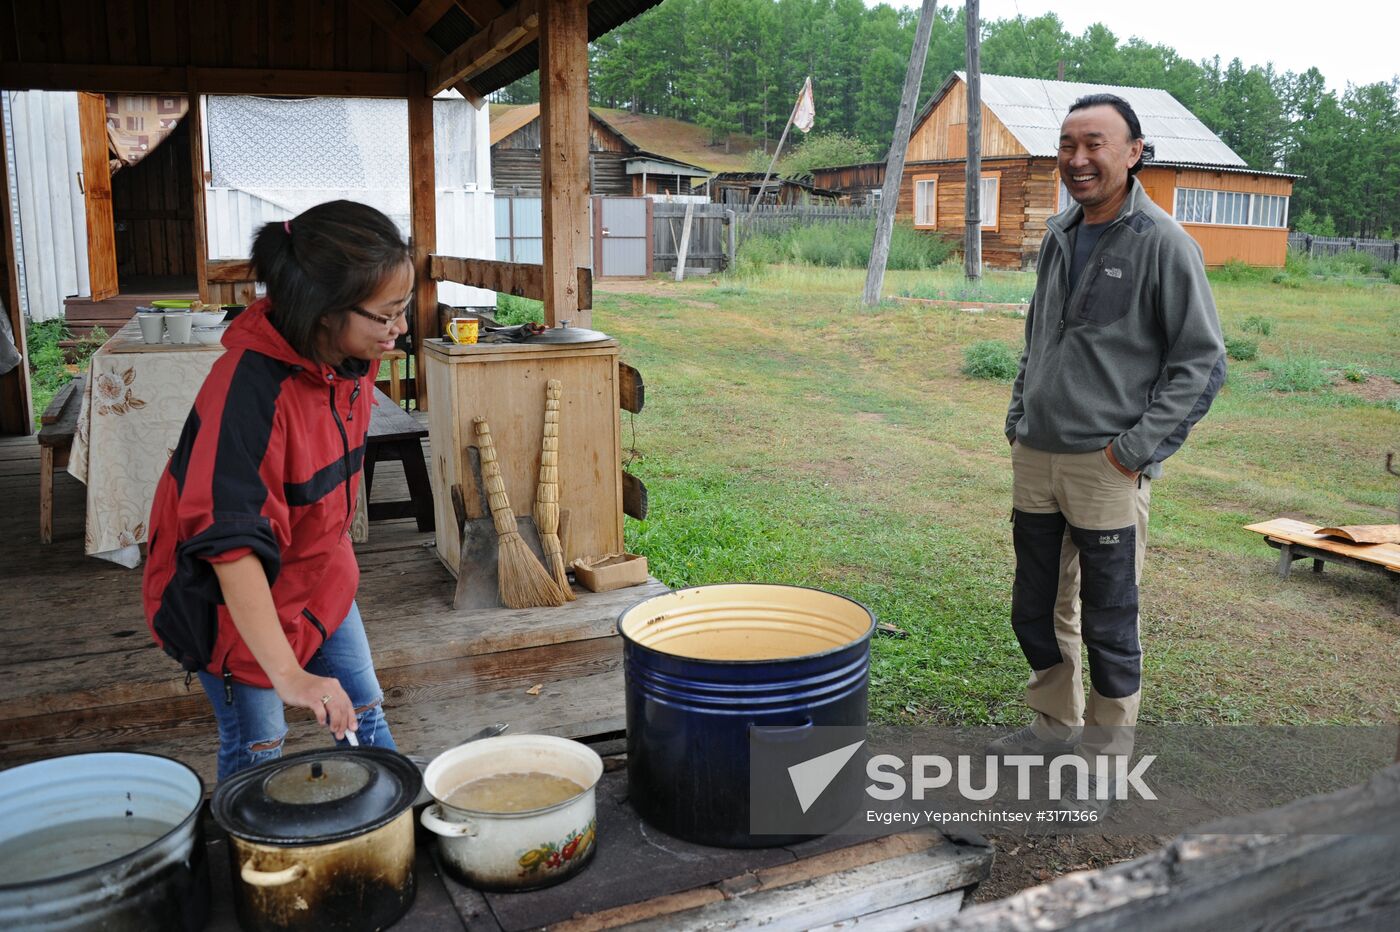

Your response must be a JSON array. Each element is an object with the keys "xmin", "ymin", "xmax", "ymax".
[{"xmin": 0, "ymin": 425, "xmax": 664, "ymax": 788}]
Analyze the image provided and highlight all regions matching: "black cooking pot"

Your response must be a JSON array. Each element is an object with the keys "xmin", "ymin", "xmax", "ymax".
[
  {"xmin": 0, "ymin": 752, "xmax": 208, "ymax": 931},
  {"xmin": 212, "ymin": 747, "xmax": 422, "ymax": 932}
]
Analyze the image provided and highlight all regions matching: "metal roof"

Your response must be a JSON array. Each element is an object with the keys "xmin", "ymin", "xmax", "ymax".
[{"xmin": 933, "ymin": 72, "xmax": 1246, "ymax": 168}]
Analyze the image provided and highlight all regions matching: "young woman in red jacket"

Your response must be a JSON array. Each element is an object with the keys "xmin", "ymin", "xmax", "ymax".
[{"xmin": 143, "ymin": 200, "xmax": 413, "ymax": 780}]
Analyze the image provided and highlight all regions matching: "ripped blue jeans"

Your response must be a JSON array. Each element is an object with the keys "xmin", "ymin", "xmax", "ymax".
[{"xmin": 197, "ymin": 602, "xmax": 396, "ymax": 781}]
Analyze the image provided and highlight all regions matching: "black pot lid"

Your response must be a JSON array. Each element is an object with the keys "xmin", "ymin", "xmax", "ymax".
[
  {"xmin": 525, "ymin": 325, "xmax": 610, "ymax": 344},
  {"xmin": 212, "ymin": 748, "xmax": 422, "ymax": 846}
]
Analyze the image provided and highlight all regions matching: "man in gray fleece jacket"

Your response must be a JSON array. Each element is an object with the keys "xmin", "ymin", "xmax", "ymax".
[{"xmin": 992, "ymin": 94, "xmax": 1226, "ymax": 799}]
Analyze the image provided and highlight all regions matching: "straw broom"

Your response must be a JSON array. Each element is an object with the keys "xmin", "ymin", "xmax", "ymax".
[
  {"xmin": 533, "ymin": 380, "xmax": 575, "ymax": 600},
  {"xmin": 472, "ymin": 416, "xmax": 567, "ymax": 609}
]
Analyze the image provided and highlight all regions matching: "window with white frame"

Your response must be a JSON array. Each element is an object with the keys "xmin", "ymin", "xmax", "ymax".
[
  {"xmin": 1215, "ymin": 191, "xmax": 1249, "ymax": 225},
  {"xmin": 1250, "ymin": 193, "xmax": 1288, "ymax": 228},
  {"xmin": 914, "ymin": 177, "xmax": 937, "ymax": 227},
  {"xmin": 979, "ymin": 174, "xmax": 1000, "ymax": 229},
  {"xmin": 1058, "ymin": 178, "xmax": 1071, "ymax": 211},
  {"xmin": 1175, "ymin": 187, "xmax": 1290, "ymax": 228}
]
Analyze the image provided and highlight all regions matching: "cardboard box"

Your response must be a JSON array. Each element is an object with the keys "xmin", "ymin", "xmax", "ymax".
[{"xmin": 571, "ymin": 553, "xmax": 648, "ymax": 593}]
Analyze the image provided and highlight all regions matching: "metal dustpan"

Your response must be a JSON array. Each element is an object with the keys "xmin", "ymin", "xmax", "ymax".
[{"xmin": 450, "ymin": 447, "xmax": 569, "ymax": 610}]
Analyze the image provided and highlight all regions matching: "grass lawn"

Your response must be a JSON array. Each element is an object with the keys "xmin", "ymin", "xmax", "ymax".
[{"xmin": 600, "ymin": 263, "xmax": 1400, "ymax": 729}]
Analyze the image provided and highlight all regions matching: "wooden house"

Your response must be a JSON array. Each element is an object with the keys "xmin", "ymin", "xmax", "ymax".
[
  {"xmin": 0, "ymin": 0, "xmax": 665, "ymax": 432},
  {"xmin": 491, "ymin": 102, "xmax": 709, "ymax": 197},
  {"xmin": 810, "ymin": 73, "xmax": 1299, "ymax": 270},
  {"xmin": 700, "ymin": 172, "xmax": 843, "ymax": 207}
]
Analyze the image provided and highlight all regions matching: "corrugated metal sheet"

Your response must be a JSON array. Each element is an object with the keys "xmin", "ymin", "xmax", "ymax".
[
  {"xmin": 6, "ymin": 90, "xmax": 89, "ymax": 323},
  {"xmin": 952, "ymin": 73, "xmax": 1246, "ymax": 168}
]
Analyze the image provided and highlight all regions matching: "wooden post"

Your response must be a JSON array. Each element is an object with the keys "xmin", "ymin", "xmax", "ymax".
[
  {"xmin": 964, "ymin": 0, "xmax": 982, "ymax": 281},
  {"xmin": 674, "ymin": 202, "xmax": 694, "ymax": 282},
  {"xmin": 538, "ymin": 0, "xmax": 591, "ymax": 330},
  {"xmin": 187, "ymin": 81, "xmax": 210, "ymax": 305},
  {"xmin": 726, "ymin": 208, "xmax": 737, "ymax": 268},
  {"xmin": 0, "ymin": 95, "xmax": 33, "ymax": 435},
  {"xmin": 408, "ymin": 71, "xmax": 437, "ymax": 409},
  {"xmin": 861, "ymin": 0, "xmax": 938, "ymax": 306}
]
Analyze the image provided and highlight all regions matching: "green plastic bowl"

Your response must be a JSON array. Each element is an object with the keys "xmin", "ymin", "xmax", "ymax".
[{"xmin": 150, "ymin": 299, "xmax": 193, "ymax": 309}]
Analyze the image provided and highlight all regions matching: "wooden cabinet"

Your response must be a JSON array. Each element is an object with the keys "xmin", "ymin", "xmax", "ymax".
[{"xmin": 424, "ymin": 338, "xmax": 624, "ymax": 577}]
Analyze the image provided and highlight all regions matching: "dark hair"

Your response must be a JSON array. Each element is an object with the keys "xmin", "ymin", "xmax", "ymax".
[
  {"xmin": 251, "ymin": 200, "xmax": 411, "ymax": 363},
  {"xmin": 1067, "ymin": 93, "xmax": 1156, "ymax": 177}
]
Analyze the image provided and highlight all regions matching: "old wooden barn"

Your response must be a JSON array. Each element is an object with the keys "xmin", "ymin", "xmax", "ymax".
[
  {"xmin": 491, "ymin": 102, "xmax": 709, "ymax": 197},
  {"xmin": 811, "ymin": 72, "xmax": 1300, "ymax": 270}
]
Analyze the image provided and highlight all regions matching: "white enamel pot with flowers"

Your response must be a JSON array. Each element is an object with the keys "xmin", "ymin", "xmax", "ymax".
[{"xmin": 420, "ymin": 734, "xmax": 603, "ymax": 891}]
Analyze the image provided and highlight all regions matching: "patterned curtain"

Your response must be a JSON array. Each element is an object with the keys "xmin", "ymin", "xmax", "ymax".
[{"xmin": 105, "ymin": 94, "xmax": 189, "ymax": 174}]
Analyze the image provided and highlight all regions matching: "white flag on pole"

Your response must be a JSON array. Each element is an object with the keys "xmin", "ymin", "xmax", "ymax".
[{"xmin": 793, "ymin": 77, "xmax": 815, "ymax": 133}]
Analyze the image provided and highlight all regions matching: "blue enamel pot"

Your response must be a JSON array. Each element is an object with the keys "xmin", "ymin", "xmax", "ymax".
[{"xmin": 618, "ymin": 584, "xmax": 874, "ymax": 848}]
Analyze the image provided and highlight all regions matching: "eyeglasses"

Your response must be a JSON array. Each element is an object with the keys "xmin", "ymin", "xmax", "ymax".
[{"xmin": 349, "ymin": 305, "xmax": 410, "ymax": 329}]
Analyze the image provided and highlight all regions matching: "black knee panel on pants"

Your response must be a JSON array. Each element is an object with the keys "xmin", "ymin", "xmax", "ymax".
[
  {"xmin": 1068, "ymin": 523, "xmax": 1141, "ymax": 699},
  {"xmin": 1011, "ymin": 510, "xmax": 1067, "ymax": 671}
]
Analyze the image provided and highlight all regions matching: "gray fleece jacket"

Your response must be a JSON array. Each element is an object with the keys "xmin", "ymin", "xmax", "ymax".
[{"xmin": 1006, "ymin": 177, "xmax": 1227, "ymax": 476}]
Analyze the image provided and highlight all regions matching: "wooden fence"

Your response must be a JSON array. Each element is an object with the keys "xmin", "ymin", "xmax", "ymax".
[
  {"xmin": 653, "ymin": 202, "xmax": 731, "ymax": 273},
  {"xmin": 1288, "ymin": 232, "xmax": 1400, "ymax": 263},
  {"xmin": 735, "ymin": 203, "xmax": 877, "ymax": 241}
]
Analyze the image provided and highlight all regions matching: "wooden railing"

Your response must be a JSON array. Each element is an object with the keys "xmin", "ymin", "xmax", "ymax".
[{"xmin": 429, "ymin": 255, "xmax": 592, "ymax": 311}]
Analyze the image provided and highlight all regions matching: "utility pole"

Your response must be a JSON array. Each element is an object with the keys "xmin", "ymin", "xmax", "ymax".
[
  {"xmin": 862, "ymin": 0, "xmax": 939, "ymax": 306},
  {"xmin": 964, "ymin": 0, "xmax": 982, "ymax": 281}
]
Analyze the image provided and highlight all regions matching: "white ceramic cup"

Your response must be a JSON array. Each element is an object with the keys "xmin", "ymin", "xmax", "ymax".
[
  {"xmin": 164, "ymin": 313, "xmax": 193, "ymax": 344},
  {"xmin": 136, "ymin": 313, "xmax": 166, "ymax": 345}
]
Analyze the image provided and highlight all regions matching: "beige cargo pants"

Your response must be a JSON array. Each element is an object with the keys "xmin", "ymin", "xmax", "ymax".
[{"xmin": 1010, "ymin": 442, "xmax": 1151, "ymax": 760}]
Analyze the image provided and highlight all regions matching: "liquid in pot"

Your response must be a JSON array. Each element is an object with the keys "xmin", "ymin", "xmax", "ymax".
[
  {"xmin": 444, "ymin": 772, "xmax": 584, "ymax": 812},
  {"xmin": 0, "ymin": 817, "xmax": 174, "ymax": 884}
]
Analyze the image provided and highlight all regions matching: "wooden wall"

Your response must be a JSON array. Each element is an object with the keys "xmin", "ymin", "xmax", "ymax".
[
  {"xmin": 4, "ymin": 1, "xmax": 413, "ymax": 75},
  {"xmin": 111, "ymin": 120, "xmax": 195, "ymax": 281},
  {"xmin": 898, "ymin": 158, "xmax": 1039, "ymax": 269},
  {"xmin": 493, "ymin": 115, "xmax": 630, "ymax": 153},
  {"xmin": 1143, "ymin": 165, "xmax": 1293, "ymax": 267},
  {"xmin": 907, "ymin": 80, "xmax": 1028, "ymax": 163},
  {"xmin": 1181, "ymin": 224, "xmax": 1288, "ymax": 267}
]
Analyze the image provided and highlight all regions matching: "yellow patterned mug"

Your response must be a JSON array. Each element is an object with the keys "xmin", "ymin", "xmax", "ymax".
[{"xmin": 446, "ymin": 317, "xmax": 479, "ymax": 345}]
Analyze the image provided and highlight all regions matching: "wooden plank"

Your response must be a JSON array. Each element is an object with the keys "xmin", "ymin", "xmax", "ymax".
[
  {"xmin": 185, "ymin": 86, "xmax": 210, "ymax": 304},
  {"xmin": 941, "ymin": 765, "xmax": 1400, "ymax": 931},
  {"xmin": 408, "ymin": 70, "xmax": 437, "ymax": 410},
  {"xmin": 0, "ymin": 75, "xmax": 31, "ymax": 437},
  {"xmin": 618, "ymin": 361, "xmax": 643, "ymax": 413},
  {"xmin": 0, "ymin": 63, "xmax": 412, "ymax": 98},
  {"xmin": 76, "ymin": 92, "xmax": 119, "ymax": 301},
  {"xmin": 429, "ymin": 0, "xmax": 539, "ymax": 94},
  {"xmin": 621, "ymin": 470, "xmax": 647, "ymax": 521},
  {"xmin": 206, "ymin": 258, "xmax": 254, "ymax": 283},
  {"xmin": 430, "ymin": 254, "xmax": 590, "ymax": 306},
  {"xmin": 550, "ymin": 835, "xmax": 987, "ymax": 932},
  {"xmin": 1246, "ymin": 518, "xmax": 1400, "ymax": 573},
  {"xmin": 537, "ymin": 0, "xmax": 589, "ymax": 329},
  {"xmin": 453, "ymin": 0, "xmax": 506, "ymax": 27},
  {"xmin": 349, "ymin": 0, "xmax": 485, "ymax": 104}
]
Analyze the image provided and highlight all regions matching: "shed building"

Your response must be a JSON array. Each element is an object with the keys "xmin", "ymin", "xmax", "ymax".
[
  {"xmin": 490, "ymin": 103, "xmax": 708, "ymax": 197},
  {"xmin": 810, "ymin": 73, "xmax": 1299, "ymax": 269}
]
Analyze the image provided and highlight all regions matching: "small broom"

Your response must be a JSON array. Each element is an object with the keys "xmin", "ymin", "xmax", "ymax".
[
  {"xmin": 533, "ymin": 379, "xmax": 575, "ymax": 600},
  {"xmin": 473, "ymin": 416, "xmax": 567, "ymax": 609}
]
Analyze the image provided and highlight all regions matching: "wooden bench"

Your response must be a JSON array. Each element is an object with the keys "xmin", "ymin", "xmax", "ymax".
[
  {"xmin": 1244, "ymin": 517, "xmax": 1400, "ymax": 613},
  {"xmin": 37, "ymin": 376, "xmax": 85, "ymax": 544},
  {"xmin": 365, "ymin": 387, "xmax": 434, "ymax": 532}
]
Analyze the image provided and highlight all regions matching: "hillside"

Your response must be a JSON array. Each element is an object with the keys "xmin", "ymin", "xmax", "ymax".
[{"xmin": 489, "ymin": 104, "xmax": 764, "ymax": 173}]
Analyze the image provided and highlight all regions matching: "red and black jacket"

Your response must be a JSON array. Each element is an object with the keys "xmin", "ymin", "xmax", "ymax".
[{"xmin": 142, "ymin": 299, "xmax": 378, "ymax": 688}]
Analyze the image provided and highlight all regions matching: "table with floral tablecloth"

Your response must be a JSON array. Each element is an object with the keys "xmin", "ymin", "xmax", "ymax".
[{"xmin": 69, "ymin": 319, "xmax": 223, "ymax": 567}]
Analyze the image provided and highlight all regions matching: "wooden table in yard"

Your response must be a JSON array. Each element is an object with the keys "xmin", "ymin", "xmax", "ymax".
[
  {"xmin": 1244, "ymin": 517, "xmax": 1400, "ymax": 613},
  {"xmin": 68, "ymin": 319, "xmax": 223, "ymax": 567}
]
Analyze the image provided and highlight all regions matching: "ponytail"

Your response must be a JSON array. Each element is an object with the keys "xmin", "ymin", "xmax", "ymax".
[{"xmin": 250, "ymin": 200, "xmax": 411, "ymax": 363}]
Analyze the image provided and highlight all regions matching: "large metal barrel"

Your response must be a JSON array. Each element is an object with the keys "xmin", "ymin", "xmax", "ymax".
[
  {"xmin": 0, "ymin": 752, "xmax": 209, "ymax": 931},
  {"xmin": 618, "ymin": 584, "xmax": 874, "ymax": 847}
]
